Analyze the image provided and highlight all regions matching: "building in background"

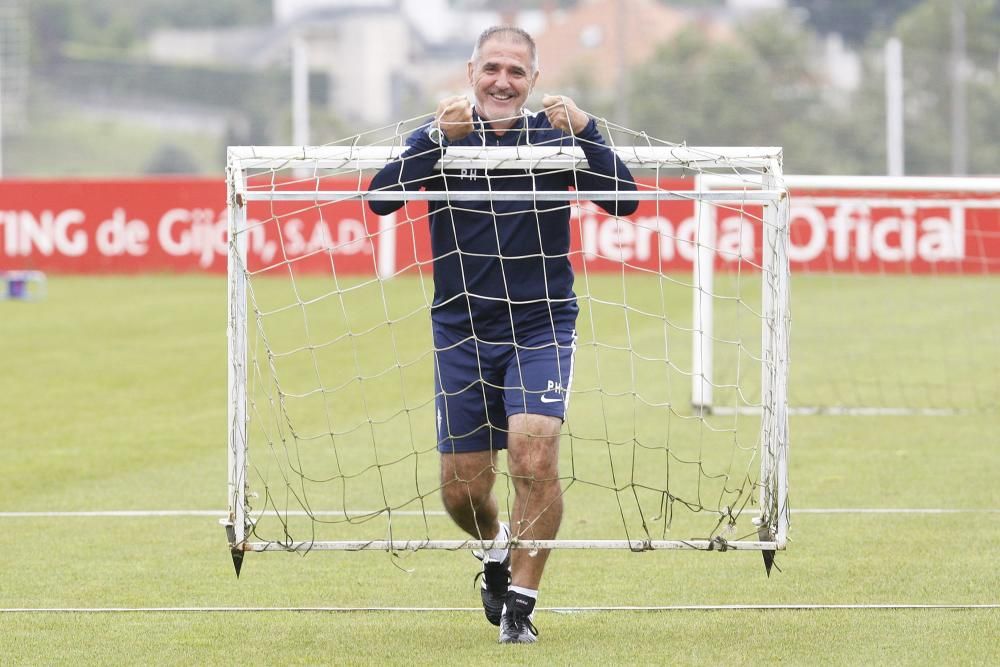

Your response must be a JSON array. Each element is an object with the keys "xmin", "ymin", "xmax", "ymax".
[
  {"xmin": 531, "ymin": 0, "xmax": 731, "ymax": 112},
  {"xmin": 9, "ymin": 0, "xmax": 985, "ymax": 178},
  {"xmin": 149, "ymin": 0, "xmax": 466, "ymax": 126},
  {"xmin": 143, "ymin": 0, "xmax": 860, "ymax": 131}
]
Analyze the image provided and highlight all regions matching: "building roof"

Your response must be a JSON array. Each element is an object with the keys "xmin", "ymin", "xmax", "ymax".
[{"xmin": 533, "ymin": 0, "xmax": 731, "ymax": 92}]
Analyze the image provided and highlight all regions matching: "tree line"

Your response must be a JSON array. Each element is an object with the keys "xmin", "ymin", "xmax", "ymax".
[
  {"xmin": 20, "ymin": 0, "xmax": 1000, "ymax": 176},
  {"xmin": 623, "ymin": 0, "xmax": 1000, "ymax": 175}
]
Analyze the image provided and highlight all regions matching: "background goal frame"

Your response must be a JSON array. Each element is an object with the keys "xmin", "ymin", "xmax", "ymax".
[{"xmin": 693, "ymin": 173, "xmax": 1000, "ymax": 417}]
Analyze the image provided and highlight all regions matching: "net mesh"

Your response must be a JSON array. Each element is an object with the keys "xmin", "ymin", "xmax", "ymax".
[
  {"xmin": 775, "ymin": 187, "xmax": 1000, "ymax": 414},
  {"xmin": 227, "ymin": 109, "xmax": 788, "ymax": 552}
]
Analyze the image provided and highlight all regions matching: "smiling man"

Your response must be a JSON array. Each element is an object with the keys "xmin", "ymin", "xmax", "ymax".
[{"xmin": 369, "ymin": 26, "xmax": 637, "ymax": 645}]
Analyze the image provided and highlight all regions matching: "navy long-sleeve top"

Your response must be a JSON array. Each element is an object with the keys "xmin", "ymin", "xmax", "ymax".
[{"xmin": 368, "ymin": 109, "xmax": 638, "ymax": 339}]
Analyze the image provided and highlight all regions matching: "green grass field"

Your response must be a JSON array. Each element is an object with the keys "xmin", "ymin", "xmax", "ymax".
[{"xmin": 1, "ymin": 275, "xmax": 998, "ymax": 665}]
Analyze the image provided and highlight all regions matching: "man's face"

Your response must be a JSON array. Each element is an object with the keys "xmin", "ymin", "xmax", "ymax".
[{"xmin": 467, "ymin": 36, "xmax": 538, "ymax": 129}]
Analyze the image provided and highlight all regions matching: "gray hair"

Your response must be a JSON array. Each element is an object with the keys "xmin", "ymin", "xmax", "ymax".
[{"xmin": 471, "ymin": 26, "xmax": 538, "ymax": 73}]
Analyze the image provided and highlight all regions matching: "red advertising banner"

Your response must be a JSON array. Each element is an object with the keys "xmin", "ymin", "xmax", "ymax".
[
  {"xmin": 784, "ymin": 186, "xmax": 1000, "ymax": 274},
  {"xmin": 1, "ymin": 177, "xmax": 998, "ymax": 274},
  {"xmin": 1, "ymin": 178, "xmax": 227, "ymax": 273}
]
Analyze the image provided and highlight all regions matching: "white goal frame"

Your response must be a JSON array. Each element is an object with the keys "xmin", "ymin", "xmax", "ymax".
[
  {"xmin": 692, "ymin": 173, "xmax": 1000, "ymax": 417},
  {"xmin": 225, "ymin": 145, "xmax": 790, "ymax": 557}
]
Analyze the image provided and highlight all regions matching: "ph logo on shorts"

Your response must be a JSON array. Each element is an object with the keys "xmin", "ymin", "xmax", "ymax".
[{"xmin": 541, "ymin": 380, "xmax": 565, "ymax": 403}]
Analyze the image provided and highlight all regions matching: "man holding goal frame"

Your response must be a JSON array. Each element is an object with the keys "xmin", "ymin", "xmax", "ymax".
[{"xmin": 369, "ymin": 25, "xmax": 637, "ymax": 644}]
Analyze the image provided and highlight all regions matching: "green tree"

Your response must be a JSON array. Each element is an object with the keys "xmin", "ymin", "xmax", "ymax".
[
  {"xmin": 890, "ymin": 0, "xmax": 1000, "ymax": 174},
  {"xmin": 789, "ymin": 0, "xmax": 924, "ymax": 44},
  {"xmin": 26, "ymin": 0, "xmax": 272, "ymax": 58},
  {"xmin": 628, "ymin": 16, "xmax": 878, "ymax": 174}
]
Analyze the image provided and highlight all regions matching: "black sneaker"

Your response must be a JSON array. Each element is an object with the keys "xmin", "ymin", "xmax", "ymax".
[
  {"xmin": 474, "ymin": 550, "xmax": 511, "ymax": 626},
  {"xmin": 498, "ymin": 591, "xmax": 538, "ymax": 644}
]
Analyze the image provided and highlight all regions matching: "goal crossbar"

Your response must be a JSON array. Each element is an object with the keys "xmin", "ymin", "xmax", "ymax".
[
  {"xmin": 240, "ymin": 190, "xmax": 786, "ymax": 203},
  {"xmin": 228, "ymin": 145, "xmax": 783, "ymax": 171}
]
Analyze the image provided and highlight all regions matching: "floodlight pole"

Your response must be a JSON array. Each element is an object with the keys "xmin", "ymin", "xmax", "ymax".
[
  {"xmin": 614, "ymin": 0, "xmax": 630, "ymax": 129},
  {"xmin": 292, "ymin": 33, "xmax": 310, "ymax": 148},
  {"xmin": 885, "ymin": 37, "xmax": 904, "ymax": 176},
  {"xmin": 950, "ymin": 0, "xmax": 968, "ymax": 175},
  {"xmin": 0, "ymin": 28, "xmax": 5, "ymax": 178}
]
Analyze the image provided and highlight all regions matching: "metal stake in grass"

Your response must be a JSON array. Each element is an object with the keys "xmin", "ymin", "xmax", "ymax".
[
  {"xmin": 231, "ymin": 549, "xmax": 245, "ymax": 578},
  {"xmin": 758, "ymin": 524, "xmax": 776, "ymax": 577},
  {"xmin": 224, "ymin": 522, "xmax": 244, "ymax": 577}
]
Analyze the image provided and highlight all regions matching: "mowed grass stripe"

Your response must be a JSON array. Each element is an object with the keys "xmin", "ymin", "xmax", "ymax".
[
  {"xmin": 1, "ymin": 508, "xmax": 998, "ymax": 518},
  {"xmin": 1, "ymin": 609, "xmax": 998, "ymax": 664},
  {"xmin": 3, "ymin": 604, "xmax": 998, "ymax": 612},
  {"xmin": 3, "ymin": 274, "xmax": 997, "ymax": 664}
]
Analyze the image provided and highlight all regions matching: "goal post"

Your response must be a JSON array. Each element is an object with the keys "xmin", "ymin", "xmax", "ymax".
[
  {"xmin": 224, "ymin": 142, "xmax": 790, "ymax": 563},
  {"xmin": 224, "ymin": 157, "xmax": 250, "ymax": 570}
]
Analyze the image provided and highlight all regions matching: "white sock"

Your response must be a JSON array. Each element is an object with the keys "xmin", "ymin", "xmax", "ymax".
[{"xmin": 485, "ymin": 522, "xmax": 510, "ymax": 562}]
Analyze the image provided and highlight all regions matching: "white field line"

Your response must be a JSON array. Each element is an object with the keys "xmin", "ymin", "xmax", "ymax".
[
  {"xmin": 0, "ymin": 508, "xmax": 997, "ymax": 519},
  {"xmin": 713, "ymin": 406, "xmax": 968, "ymax": 416},
  {"xmin": 1, "ymin": 604, "xmax": 997, "ymax": 614},
  {"xmin": 0, "ymin": 510, "xmax": 445, "ymax": 518},
  {"xmin": 791, "ymin": 508, "xmax": 1000, "ymax": 514}
]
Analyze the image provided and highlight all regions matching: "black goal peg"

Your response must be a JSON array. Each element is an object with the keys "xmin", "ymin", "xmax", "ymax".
[
  {"xmin": 231, "ymin": 548, "xmax": 245, "ymax": 578},
  {"xmin": 758, "ymin": 523, "xmax": 776, "ymax": 577},
  {"xmin": 223, "ymin": 521, "xmax": 245, "ymax": 577},
  {"xmin": 761, "ymin": 549, "xmax": 775, "ymax": 577}
]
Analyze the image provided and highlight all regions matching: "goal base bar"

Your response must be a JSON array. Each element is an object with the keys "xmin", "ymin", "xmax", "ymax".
[
  {"xmin": 241, "ymin": 539, "xmax": 782, "ymax": 552},
  {"xmin": 704, "ymin": 405, "xmax": 965, "ymax": 417}
]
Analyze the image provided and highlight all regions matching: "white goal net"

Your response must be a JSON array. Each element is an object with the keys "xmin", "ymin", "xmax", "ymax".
[{"xmin": 224, "ymin": 117, "xmax": 790, "ymax": 568}]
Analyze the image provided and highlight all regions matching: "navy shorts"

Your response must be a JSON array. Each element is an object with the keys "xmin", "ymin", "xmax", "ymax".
[{"xmin": 433, "ymin": 322, "xmax": 577, "ymax": 453}]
